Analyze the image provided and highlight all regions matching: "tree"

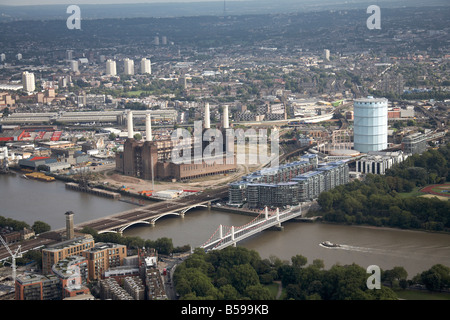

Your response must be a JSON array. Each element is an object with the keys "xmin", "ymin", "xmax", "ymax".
[
  {"xmin": 219, "ymin": 284, "xmax": 239, "ymax": 300},
  {"xmin": 154, "ymin": 237, "xmax": 174, "ymax": 255},
  {"xmin": 230, "ymin": 264, "xmax": 260, "ymax": 294},
  {"xmin": 311, "ymin": 259, "xmax": 325, "ymax": 270},
  {"xmin": 244, "ymin": 284, "xmax": 273, "ymax": 300},
  {"xmin": 32, "ymin": 221, "xmax": 51, "ymax": 234},
  {"xmin": 383, "ymin": 266, "xmax": 408, "ymax": 288},
  {"xmin": 278, "ymin": 264, "xmax": 299, "ymax": 287},
  {"xmin": 291, "ymin": 254, "xmax": 307, "ymax": 268},
  {"xmin": 420, "ymin": 264, "xmax": 450, "ymax": 291},
  {"xmin": 318, "ymin": 191, "xmax": 333, "ymax": 211},
  {"xmin": 2, "ymin": 107, "xmax": 10, "ymax": 117},
  {"xmin": 179, "ymin": 268, "xmax": 215, "ymax": 297}
]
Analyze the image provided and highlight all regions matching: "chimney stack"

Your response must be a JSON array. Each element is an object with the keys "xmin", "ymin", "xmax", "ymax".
[
  {"xmin": 204, "ymin": 103, "xmax": 210, "ymax": 129},
  {"xmin": 223, "ymin": 105, "xmax": 229, "ymax": 129},
  {"xmin": 127, "ymin": 110, "xmax": 134, "ymax": 139},
  {"xmin": 146, "ymin": 113, "xmax": 153, "ymax": 142},
  {"xmin": 65, "ymin": 211, "xmax": 74, "ymax": 240}
]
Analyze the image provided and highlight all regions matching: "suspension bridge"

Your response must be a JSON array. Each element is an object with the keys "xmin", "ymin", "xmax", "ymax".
[{"xmin": 200, "ymin": 204, "xmax": 304, "ymax": 251}]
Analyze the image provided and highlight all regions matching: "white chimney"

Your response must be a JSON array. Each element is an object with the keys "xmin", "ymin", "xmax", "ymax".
[
  {"xmin": 146, "ymin": 113, "xmax": 153, "ymax": 142},
  {"xmin": 223, "ymin": 105, "xmax": 229, "ymax": 129},
  {"xmin": 204, "ymin": 103, "xmax": 210, "ymax": 129},
  {"xmin": 127, "ymin": 110, "xmax": 134, "ymax": 139}
]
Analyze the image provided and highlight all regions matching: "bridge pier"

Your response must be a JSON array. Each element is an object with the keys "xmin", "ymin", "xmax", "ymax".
[
  {"xmin": 180, "ymin": 212, "xmax": 185, "ymax": 219},
  {"xmin": 276, "ymin": 208, "xmax": 281, "ymax": 228},
  {"xmin": 151, "ymin": 220, "xmax": 155, "ymax": 227},
  {"xmin": 268, "ymin": 225, "xmax": 284, "ymax": 231}
]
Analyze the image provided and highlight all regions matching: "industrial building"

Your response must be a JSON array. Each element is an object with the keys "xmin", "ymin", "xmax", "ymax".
[
  {"xmin": 115, "ymin": 106, "xmax": 237, "ymax": 181},
  {"xmin": 0, "ymin": 109, "xmax": 178, "ymax": 125},
  {"xmin": 353, "ymin": 96, "xmax": 388, "ymax": 153}
]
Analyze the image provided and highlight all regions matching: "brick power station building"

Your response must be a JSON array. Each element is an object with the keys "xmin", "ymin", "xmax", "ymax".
[{"xmin": 116, "ymin": 105, "xmax": 237, "ymax": 181}]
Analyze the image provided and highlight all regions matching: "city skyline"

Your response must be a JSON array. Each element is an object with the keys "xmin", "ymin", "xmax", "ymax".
[
  {"xmin": 2, "ymin": 0, "xmax": 244, "ymax": 6},
  {"xmin": 0, "ymin": 0, "xmax": 448, "ymax": 303}
]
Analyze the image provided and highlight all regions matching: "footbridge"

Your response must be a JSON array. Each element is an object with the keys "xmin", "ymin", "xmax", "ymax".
[{"xmin": 200, "ymin": 204, "xmax": 303, "ymax": 251}]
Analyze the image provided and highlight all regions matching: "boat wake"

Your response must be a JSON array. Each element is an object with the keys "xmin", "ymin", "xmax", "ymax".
[
  {"xmin": 320, "ymin": 242, "xmax": 384, "ymax": 254},
  {"xmin": 336, "ymin": 244, "xmax": 376, "ymax": 253},
  {"xmin": 320, "ymin": 243, "xmax": 410, "ymax": 258}
]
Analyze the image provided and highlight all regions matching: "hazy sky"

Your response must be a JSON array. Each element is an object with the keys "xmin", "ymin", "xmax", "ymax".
[{"xmin": 0, "ymin": 0, "xmax": 241, "ymax": 5}]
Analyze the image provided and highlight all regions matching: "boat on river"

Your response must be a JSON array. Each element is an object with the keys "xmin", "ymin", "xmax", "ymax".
[{"xmin": 320, "ymin": 241, "xmax": 341, "ymax": 248}]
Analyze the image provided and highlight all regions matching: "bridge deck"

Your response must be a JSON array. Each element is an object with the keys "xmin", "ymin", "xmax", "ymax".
[
  {"xmin": 74, "ymin": 186, "xmax": 228, "ymax": 233},
  {"xmin": 201, "ymin": 205, "xmax": 303, "ymax": 251}
]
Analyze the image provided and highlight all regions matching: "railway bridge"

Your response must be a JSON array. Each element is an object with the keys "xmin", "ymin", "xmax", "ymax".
[{"xmin": 74, "ymin": 186, "xmax": 228, "ymax": 235}]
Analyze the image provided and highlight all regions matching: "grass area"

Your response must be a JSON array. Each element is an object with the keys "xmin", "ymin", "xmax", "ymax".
[
  {"xmin": 265, "ymin": 283, "xmax": 279, "ymax": 299},
  {"xmin": 394, "ymin": 289, "xmax": 450, "ymax": 300},
  {"xmin": 265, "ymin": 282, "xmax": 288, "ymax": 300},
  {"xmin": 124, "ymin": 90, "xmax": 147, "ymax": 97},
  {"xmin": 397, "ymin": 187, "xmax": 425, "ymax": 199}
]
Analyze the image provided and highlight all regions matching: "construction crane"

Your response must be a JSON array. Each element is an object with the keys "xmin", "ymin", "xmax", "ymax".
[{"xmin": 0, "ymin": 235, "xmax": 22, "ymax": 283}]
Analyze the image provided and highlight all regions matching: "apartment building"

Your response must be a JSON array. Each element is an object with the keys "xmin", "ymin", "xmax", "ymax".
[
  {"xmin": 41, "ymin": 234, "xmax": 95, "ymax": 275},
  {"xmin": 229, "ymin": 157, "xmax": 349, "ymax": 207},
  {"xmin": 82, "ymin": 242, "xmax": 127, "ymax": 281},
  {"xmin": 15, "ymin": 274, "xmax": 61, "ymax": 300},
  {"xmin": 51, "ymin": 255, "xmax": 90, "ymax": 299}
]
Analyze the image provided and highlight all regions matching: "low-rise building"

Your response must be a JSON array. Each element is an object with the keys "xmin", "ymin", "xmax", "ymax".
[{"xmin": 355, "ymin": 151, "xmax": 406, "ymax": 175}]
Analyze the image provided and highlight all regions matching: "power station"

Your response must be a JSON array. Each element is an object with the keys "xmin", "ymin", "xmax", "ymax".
[{"xmin": 115, "ymin": 104, "xmax": 237, "ymax": 181}]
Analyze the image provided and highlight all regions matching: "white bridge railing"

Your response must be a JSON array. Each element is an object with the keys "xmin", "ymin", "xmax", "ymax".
[{"xmin": 200, "ymin": 205, "xmax": 302, "ymax": 251}]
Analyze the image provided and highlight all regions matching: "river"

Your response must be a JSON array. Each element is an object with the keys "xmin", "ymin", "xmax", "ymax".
[{"xmin": 1, "ymin": 173, "xmax": 449, "ymax": 278}]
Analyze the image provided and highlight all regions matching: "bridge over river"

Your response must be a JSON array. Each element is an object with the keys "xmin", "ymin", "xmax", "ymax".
[
  {"xmin": 199, "ymin": 202, "xmax": 314, "ymax": 251},
  {"xmin": 73, "ymin": 186, "xmax": 228, "ymax": 234}
]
